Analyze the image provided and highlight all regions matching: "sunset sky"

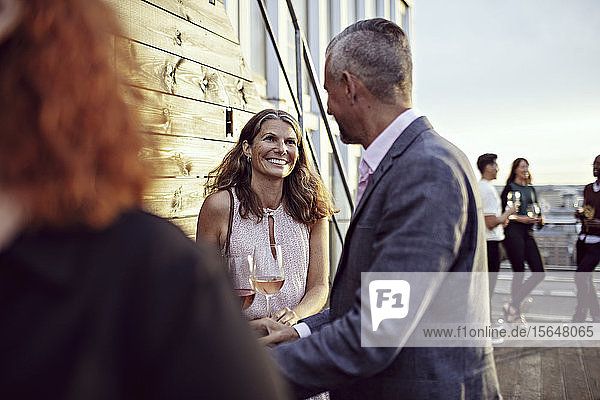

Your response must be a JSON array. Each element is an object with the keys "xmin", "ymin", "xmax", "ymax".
[{"xmin": 412, "ymin": 0, "xmax": 600, "ymax": 185}]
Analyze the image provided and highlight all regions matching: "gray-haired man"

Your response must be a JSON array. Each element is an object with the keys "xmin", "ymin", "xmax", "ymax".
[{"xmin": 252, "ymin": 19, "xmax": 501, "ymax": 400}]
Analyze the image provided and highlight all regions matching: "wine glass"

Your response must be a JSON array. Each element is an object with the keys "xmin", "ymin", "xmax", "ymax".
[
  {"xmin": 506, "ymin": 191, "xmax": 517, "ymax": 219},
  {"xmin": 533, "ymin": 202, "xmax": 541, "ymax": 216},
  {"xmin": 250, "ymin": 244, "xmax": 285, "ymax": 318},
  {"xmin": 514, "ymin": 191, "xmax": 521, "ymax": 213},
  {"xmin": 574, "ymin": 197, "xmax": 585, "ymax": 229},
  {"xmin": 526, "ymin": 204, "xmax": 535, "ymax": 218},
  {"xmin": 574, "ymin": 197, "xmax": 585, "ymax": 220},
  {"xmin": 226, "ymin": 254, "xmax": 255, "ymax": 311}
]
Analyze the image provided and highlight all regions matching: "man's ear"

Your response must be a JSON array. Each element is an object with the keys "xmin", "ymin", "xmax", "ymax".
[{"xmin": 341, "ymin": 71, "xmax": 357, "ymax": 104}]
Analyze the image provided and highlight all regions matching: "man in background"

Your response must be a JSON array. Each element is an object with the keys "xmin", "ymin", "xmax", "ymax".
[
  {"xmin": 477, "ymin": 153, "xmax": 515, "ymax": 320},
  {"xmin": 573, "ymin": 154, "xmax": 600, "ymax": 322}
]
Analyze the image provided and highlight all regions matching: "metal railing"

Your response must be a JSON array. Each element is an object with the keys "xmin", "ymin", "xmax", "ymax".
[
  {"xmin": 501, "ymin": 220, "xmax": 582, "ymax": 271},
  {"xmin": 255, "ymin": 0, "xmax": 356, "ymax": 246}
]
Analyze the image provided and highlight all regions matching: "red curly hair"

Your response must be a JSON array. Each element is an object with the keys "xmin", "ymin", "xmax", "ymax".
[{"xmin": 0, "ymin": 0, "xmax": 148, "ymax": 228}]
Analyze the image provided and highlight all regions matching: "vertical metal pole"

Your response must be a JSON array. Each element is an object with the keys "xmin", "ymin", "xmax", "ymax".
[
  {"xmin": 284, "ymin": 0, "xmax": 354, "ymax": 214},
  {"xmin": 295, "ymin": 26, "xmax": 303, "ymax": 134},
  {"xmin": 256, "ymin": 0, "xmax": 348, "ymax": 244},
  {"xmin": 256, "ymin": 0, "xmax": 300, "ymax": 115}
]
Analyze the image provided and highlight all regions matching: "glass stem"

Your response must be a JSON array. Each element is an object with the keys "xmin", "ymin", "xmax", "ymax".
[{"xmin": 266, "ymin": 294, "xmax": 272, "ymax": 318}]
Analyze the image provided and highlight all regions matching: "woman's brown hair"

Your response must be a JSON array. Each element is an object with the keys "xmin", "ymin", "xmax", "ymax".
[
  {"xmin": 506, "ymin": 158, "xmax": 532, "ymax": 185},
  {"xmin": 0, "ymin": 0, "xmax": 148, "ymax": 228},
  {"xmin": 205, "ymin": 109, "xmax": 336, "ymax": 224}
]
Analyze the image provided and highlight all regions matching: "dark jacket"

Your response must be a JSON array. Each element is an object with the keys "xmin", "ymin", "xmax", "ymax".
[{"xmin": 0, "ymin": 210, "xmax": 288, "ymax": 400}]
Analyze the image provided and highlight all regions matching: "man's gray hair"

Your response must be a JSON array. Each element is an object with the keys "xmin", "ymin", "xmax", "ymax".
[{"xmin": 326, "ymin": 18, "xmax": 412, "ymax": 104}]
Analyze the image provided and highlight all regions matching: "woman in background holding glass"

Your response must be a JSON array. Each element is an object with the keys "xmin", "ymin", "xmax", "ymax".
[
  {"xmin": 501, "ymin": 158, "xmax": 546, "ymax": 323},
  {"xmin": 197, "ymin": 109, "xmax": 336, "ymax": 326}
]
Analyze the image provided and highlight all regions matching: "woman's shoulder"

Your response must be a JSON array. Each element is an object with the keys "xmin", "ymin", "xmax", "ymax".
[
  {"xmin": 205, "ymin": 190, "xmax": 232, "ymax": 208},
  {"xmin": 506, "ymin": 181, "xmax": 532, "ymax": 191},
  {"xmin": 522, "ymin": 183, "xmax": 536, "ymax": 193},
  {"xmin": 201, "ymin": 190, "xmax": 233, "ymax": 218}
]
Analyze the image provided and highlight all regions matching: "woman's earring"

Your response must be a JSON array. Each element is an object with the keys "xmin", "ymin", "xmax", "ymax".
[{"xmin": 246, "ymin": 155, "xmax": 252, "ymax": 163}]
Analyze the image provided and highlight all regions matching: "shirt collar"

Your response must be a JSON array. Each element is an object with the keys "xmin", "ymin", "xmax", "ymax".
[
  {"xmin": 360, "ymin": 108, "xmax": 421, "ymax": 174},
  {"xmin": 593, "ymin": 181, "xmax": 600, "ymax": 192}
]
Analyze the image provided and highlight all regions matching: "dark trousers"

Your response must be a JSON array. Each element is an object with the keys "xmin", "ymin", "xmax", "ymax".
[
  {"xmin": 486, "ymin": 241, "xmax": 502, "ymax": 321},
  {"xmin": 486, "ymin": 240, "xmax": 502, "ymax": 297},
  {"xmin": 503, "ymin": 222, "xmax": 545, "ymax": 309},
  {"xmin": 574, "ymin": 240, "xmax": 600, "ymax": 319}
]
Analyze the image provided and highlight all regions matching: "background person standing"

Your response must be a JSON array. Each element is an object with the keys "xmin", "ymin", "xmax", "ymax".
[
  {"xmin": 477, "ymin": 153, "xmax": 515, "ymax": 321},
  {"xmin": 573, "ymin": 154, "xmax": 600, "ymax": 322},
  {"xmin": 501, "ymin": 158, "xmax": 545, "ymax": 324}
]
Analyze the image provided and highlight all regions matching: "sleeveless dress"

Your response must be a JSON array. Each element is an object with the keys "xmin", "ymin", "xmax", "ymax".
[
  {"xmin": 228, "ymin": 191, "xmax": 310, "ymax": 320},
  {"xmin": 229, "ymin": 191, "xmax": 330, "ymax": 400}
]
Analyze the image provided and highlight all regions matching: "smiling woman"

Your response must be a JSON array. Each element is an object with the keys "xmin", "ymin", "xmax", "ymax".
[
  {"xmin": 242, "ymin": 118, "xmax": 299, "ymax": 182},
  {"xmin": 202, "ymin": 109, "xmax": 335, "ymax": 224},
  {"xmin": 500, "ymin": 158, "xmax": 546, "ymax": 324},
  {"xmin": 196, "ymin": 108, "xmax": 336, "ymax": 328}
]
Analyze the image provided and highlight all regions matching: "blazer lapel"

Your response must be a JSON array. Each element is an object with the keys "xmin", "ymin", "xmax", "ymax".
[
  {"xmin": 349, "ymin": 116, "xmax": 433, "ymax": 225},
  {"xmin": 330, "ymin": 117, "xmax": 433, "ymax": 286},
  {"xmin": 331, "ymin": 117, "xmax": 434, "ymax": 286}
]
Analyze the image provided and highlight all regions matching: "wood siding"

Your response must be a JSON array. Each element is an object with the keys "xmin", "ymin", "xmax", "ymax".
[{"xmin": 105, "ymin": 0, "xmax": 270, "ymax": 238}]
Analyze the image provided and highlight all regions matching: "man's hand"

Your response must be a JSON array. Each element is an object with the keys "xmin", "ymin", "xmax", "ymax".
[
  {"xmin": 249, "ymin": 318, "xmax": 300, "ymax": 347},
  {"xmin": 515, "ymin": 215, "xmax": 538, "ymax": 225}
]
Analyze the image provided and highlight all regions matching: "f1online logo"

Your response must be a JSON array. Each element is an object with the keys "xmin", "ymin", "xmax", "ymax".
[{"xmin": 369, "ymin": 280, "xmax": 410, "ymax": 331}]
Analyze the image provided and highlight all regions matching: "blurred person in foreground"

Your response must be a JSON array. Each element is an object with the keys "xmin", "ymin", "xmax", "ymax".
[
  {"xmin": 0, "ymin": 1, "xmax": 288, "ymax": 399},
  {"xmin": 500, "ymin": 158, "xmax": 545, "ymax": 324},
  {"xmin": 573, "ymin": 154, "xmax": 600, "ymax": 322},
  {"xmin": 251, "ymin": 18, "xmax": 501, "ymax": 400},
  {"xmin": 477, "ymin": 153, "xmax": 515, "ymax": 322}
]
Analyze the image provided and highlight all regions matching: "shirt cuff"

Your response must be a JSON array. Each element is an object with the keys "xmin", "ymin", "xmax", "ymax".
[{"xmin": 293, "ymin": 322, "xmax": 312, "ymax": 338}]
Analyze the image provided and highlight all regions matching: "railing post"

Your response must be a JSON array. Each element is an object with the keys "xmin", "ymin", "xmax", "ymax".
[
  {"xmin": 284, "ymin": 0, "xmax": 355, "ymax": 214},
  {"xmin": 255, "ymin": 0, "xmax": 300, "ymax": 115},
  {"xmin": 255, "ymin": 0, "xmax": 353, "ymax": 244},
  {"xmin": 292, "ymin": 9, "xmax": 303, "ymax": 134}
]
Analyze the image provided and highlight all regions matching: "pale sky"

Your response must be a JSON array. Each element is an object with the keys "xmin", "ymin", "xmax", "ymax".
[{"xmin": 412, "ymin": 0, "xmax": 600, "ymax": 185}]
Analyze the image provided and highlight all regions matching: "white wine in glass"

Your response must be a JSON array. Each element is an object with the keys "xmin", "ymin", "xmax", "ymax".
[{"xmin": 251, "ymin": 244, "xmax": 285, "ymax": 318}]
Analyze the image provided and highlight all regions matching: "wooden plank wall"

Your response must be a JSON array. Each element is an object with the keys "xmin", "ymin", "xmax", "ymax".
[{"xmin": 104, "ymin": 0, "xmax": 271, "ymax": 238}]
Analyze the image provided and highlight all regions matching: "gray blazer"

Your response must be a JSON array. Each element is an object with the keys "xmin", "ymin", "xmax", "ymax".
[{"xmin": 273, "ymin": 117, "xmax": 501, "ymax": 399}]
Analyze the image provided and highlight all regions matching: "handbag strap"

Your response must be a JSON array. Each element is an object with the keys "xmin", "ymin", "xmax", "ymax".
[{"xmin": 224, "ymin": 188, "xmax": 234, "ymax": 257}]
